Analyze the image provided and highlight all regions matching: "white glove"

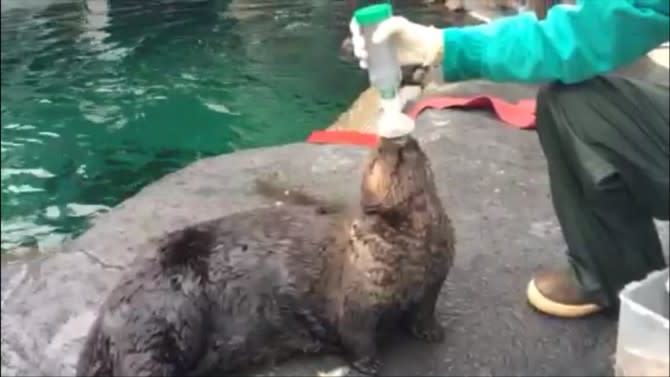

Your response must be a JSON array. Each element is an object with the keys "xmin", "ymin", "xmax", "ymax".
[{"xmin": 349, "ymin": 16, "xmax": 444, "ymax": 69}]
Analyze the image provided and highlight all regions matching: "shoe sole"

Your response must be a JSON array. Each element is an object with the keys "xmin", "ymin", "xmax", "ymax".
[{"xmin": 526, "ymin": 278, "xmax": 602, "ymax": 318}]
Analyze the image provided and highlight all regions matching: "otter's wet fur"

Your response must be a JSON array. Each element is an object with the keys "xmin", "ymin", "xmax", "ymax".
[{"xmin": 76, "ymin": 136, "xmax": 455, "ymax": 377}]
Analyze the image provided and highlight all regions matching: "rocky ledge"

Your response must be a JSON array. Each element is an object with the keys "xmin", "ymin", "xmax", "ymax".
[{"xmin": 2, "ymin": 79, "xmax": 668, "ymax": 376}]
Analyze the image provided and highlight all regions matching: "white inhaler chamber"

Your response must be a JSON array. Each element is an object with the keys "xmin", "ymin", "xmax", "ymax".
[{"xmin": 376, "ymin": 97, "xmax": 415, "ymax": 139}]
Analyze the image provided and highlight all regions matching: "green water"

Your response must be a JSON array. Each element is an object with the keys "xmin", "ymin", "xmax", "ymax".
[{"xmin": 1, "ymin": 0, "xmax": 451, "ymax": 252}]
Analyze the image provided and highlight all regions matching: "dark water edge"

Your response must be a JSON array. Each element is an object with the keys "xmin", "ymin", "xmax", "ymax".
[{"xmin": 1, "ymin": 0, "xmax": 465, "ymax": 253}]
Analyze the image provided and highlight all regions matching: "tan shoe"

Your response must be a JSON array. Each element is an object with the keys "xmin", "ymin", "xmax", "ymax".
[{"xmin": 527, "ymin": 269, "xmax": 603, "ymax": 318}]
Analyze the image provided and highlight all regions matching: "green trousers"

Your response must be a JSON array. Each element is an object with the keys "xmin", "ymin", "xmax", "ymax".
[{"xmin": 536, "ymin": 75, "xmax": 669, "ymax": 308}]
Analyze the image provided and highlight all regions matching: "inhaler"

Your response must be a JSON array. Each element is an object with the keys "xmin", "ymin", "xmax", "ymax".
[{"xmin": 354, "ymin": 3, "xmax": 415, "ymax": 140}]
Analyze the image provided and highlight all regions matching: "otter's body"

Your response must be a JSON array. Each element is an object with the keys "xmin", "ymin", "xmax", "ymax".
[
  {"xmin": 76, "ymin": 206, "xmax": 342, "ymax": 376},
  {"xmin": 76, "ymin": 137, "xmax": 455, "ymax": 376}
]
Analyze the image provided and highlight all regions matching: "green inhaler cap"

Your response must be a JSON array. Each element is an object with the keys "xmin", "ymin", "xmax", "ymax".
[{"xmin": 354, "ymin": 3, "xmax": 393, "ymax": 26}]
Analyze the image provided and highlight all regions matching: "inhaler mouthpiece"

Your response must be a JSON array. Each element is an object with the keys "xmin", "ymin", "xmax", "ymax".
[{"xmin": 376, "ymin": 97, "xmax": 415, "ymax": 139}]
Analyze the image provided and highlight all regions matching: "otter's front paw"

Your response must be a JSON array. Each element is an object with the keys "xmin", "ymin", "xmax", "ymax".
[
  {"xmin": 410, "ymin": 318, "xmax": 445, "ymax": 343},
  {"xmin": 349, "ymin": 357, "xmax": 381, "ymax": 376}
]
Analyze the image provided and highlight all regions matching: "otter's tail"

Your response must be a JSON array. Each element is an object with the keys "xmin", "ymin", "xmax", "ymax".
[
  {"xmin": 254, "ymin": 178, "xmax": 347, "ymax": 214},
  {"xmin": 157, "ymin": 225, "xmax": 214, "ymax": 271}
]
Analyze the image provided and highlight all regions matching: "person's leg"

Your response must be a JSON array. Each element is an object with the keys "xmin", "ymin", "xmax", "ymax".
[{"xmin": 527, "ymin": 75, "xmax": 669, "ymax": 318}]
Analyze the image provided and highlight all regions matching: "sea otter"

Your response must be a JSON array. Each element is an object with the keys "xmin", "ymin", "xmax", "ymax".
[{"xmin": 75, "ymin": 136, "xmax": 455, "ymax": 377}]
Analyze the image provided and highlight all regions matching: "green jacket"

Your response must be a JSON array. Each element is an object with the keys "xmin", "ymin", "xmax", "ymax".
[{"xmin": 442, "ymin": 0, "xmax": 669, "ymax": 83}]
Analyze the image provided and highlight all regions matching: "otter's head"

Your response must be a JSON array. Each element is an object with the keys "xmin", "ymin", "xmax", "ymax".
[{"xmin": 360, "ymin": 136, "xmax": 438, "ymax": 223}]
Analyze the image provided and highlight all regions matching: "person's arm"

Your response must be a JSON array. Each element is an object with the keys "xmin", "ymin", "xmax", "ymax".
[{"xmin": 443, "ymin": 0, "xmax": 669, "ymax": 83}]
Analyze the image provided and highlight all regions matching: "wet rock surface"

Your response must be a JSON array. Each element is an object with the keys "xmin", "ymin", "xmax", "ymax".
[{"xmin": 2, "ymin": 82, "xmax": 668, "ymax": 375}]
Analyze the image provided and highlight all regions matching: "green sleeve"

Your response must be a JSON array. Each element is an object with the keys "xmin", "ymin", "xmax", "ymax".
[{"xmin": 442, "ymin": 0, "xmax": 669, "ymax": 83}]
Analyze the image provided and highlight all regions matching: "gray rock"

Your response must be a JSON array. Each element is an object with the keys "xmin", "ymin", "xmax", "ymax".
[{"xmin": 2, "ymin": 98, "xmax": 664, "ymax": 376}]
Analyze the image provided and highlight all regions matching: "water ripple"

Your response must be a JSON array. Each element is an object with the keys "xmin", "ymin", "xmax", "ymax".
[{"xmin": 2, "ymin": 0, "xmax": 449, "ymax": 253}]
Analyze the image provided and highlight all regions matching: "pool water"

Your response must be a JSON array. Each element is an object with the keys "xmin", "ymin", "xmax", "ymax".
[{"xmin": 1, "ymin": 0, "xmax": 456, "ymax": 253}]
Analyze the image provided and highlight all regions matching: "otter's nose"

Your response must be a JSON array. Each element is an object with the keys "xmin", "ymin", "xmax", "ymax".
[{"xmin": 376, "ymin": 139, "xmax": 404, "ymax": 166}]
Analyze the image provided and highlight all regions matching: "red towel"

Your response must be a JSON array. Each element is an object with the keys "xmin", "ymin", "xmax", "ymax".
[
  {"xmin": 306, "ymin": 95, "xmax": 537, "ymax": 147},
  {"xmin": 406, "ymin": 95, "xmax": 536, "ymax": 129}
]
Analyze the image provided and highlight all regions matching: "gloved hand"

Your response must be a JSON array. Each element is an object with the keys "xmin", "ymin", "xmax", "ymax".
[{"xmin": 349, "ymin": 16, "xmax": 444, "ymax": 69}]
